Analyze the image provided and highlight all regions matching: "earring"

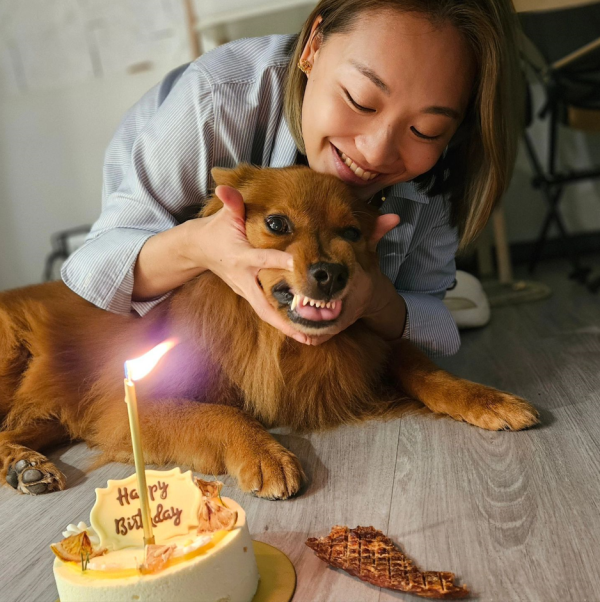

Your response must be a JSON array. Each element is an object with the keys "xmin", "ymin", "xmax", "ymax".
[{"xmin": 298, "ymin": 59, "xmax": 312, "ymax": 76}]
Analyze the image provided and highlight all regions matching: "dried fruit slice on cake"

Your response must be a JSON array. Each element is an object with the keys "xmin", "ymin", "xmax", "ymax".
[
  {"xmin": 306, "ymin": 526, "xmax": 469, "ymax": 599},
  {"xmin": 140, "ymin": 544, "xmax": 177, "ymax": 575},
  {"xmin": 50, "ymin": 531, "xmax": 105, "ymax": 563}
]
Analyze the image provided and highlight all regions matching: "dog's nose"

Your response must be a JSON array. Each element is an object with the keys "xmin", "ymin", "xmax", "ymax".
[{"xmin": 309, "ymin": 262, "xmax": 349, "ymax": 296}]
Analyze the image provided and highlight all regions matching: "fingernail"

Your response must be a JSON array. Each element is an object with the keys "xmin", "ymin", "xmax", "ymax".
[
  {"xmin": 287, "ymin": 258, "xmax": 294, "ymax": 269},
  {"xmin": 293, "ymin": 335, "xmax": 306, "ymax": 344}
]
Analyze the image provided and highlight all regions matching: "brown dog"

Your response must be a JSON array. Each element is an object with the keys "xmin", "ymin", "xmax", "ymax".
[{"xmin": 0, "ymin": 165, "xmax": 539, "ymax": 499}]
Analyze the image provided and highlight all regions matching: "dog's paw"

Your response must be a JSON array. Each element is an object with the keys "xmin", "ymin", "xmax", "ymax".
[
  {"xmin": 5, "ymin": 451, "xmax": 66, "ymax": 495},
  {"xmin": 457, "ymin": 387, "xmax": 540, "ymax": 432},
  {"xmin": 235, "ymin": 444, "xmax": 305, "ymax": 500}
]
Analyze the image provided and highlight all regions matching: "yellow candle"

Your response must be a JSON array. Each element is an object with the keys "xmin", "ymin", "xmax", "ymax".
[
  {"xmin": 123, "ymin": 376, "xmax": 155, "ymax": 546},
  {"xmin": 123, "ymin": 338, "xmax": 178, "ymax": 548}
]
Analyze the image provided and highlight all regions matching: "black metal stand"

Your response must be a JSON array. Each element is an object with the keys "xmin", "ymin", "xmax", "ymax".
[{"xmin": 522, "ymin": 100, "xmax": 599, "ymax": 286}]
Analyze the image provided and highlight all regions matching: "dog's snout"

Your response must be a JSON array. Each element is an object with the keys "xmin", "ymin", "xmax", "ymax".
[{"xmin": 309, "ymin": 262, "xmax": 349, "ymax": 296}]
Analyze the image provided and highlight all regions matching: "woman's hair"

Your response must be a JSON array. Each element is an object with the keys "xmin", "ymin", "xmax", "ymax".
[{"xmin": 283, "ymin": 0, "xmax": 525, "ymax": 249}]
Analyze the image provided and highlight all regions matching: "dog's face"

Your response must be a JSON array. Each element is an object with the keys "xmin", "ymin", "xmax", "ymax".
[{"xmin": 207, "ymin": 164, "xmax": 380, "ymax": 335}]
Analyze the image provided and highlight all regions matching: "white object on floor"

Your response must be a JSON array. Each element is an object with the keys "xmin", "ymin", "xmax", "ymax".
[{"xmin": 443, "ymin": 270, "xmax": 491, "ymax": 329}]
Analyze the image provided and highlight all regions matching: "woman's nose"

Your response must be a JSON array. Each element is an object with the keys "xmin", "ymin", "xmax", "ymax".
[{"xmin": 356, "ymin": 127, "xmax": 403, "ymax": 171}]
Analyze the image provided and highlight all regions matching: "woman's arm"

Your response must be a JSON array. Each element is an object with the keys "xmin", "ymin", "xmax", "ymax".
[
  {"xmin": 389, "ymin": 196, "xmax": 461, "ymax": 357},
  {"xmin": 307, "ymin": 195, "xmax": 460, "ymax": 356},
  {"xmin": 61, "ymin": 63, "xmax": 212, "ymax": 315}
]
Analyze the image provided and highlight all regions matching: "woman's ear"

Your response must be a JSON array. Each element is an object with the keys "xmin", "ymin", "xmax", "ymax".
[
  {"xmin": 299, "ymin": 15, "xmax": 324, "ymax": 67},
  {"xmin": 211, "ymin": 163, "xmax": 259, "ymax": 189}
]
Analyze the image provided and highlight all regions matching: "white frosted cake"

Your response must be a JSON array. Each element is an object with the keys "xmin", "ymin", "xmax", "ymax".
[{"xmin": 51, "ymin": 469, "xmax": 259, "ymax": 602}]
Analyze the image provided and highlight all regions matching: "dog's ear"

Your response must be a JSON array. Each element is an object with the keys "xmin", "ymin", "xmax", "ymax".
[{"xmin": 211, "ymin": 163, "xmax": 260, "ymax": 189}]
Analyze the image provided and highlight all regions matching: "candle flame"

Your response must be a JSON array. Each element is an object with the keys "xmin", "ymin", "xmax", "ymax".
[{"xmin": 125, "ymin": 338, "xmax": 178, "ymax": 382}]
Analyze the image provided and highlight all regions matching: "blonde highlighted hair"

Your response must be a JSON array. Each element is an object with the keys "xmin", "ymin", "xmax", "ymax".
[{"xmin": 283, "ymin": 0, "xmax": 525, "ymax": 249}]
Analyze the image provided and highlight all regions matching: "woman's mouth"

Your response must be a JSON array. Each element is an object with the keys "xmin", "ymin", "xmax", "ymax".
[{"xmin": 331, "ymin": 143, "xmax": 381, "ymax": 185}]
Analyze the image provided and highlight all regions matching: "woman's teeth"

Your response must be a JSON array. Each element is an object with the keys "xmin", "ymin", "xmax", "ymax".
[
  {"xmin": 290, "ymin": 295, "xmax": 336, "ymax": 312},
  {"xmin": 338, "ymin": 150, "xmax": 379, "ymax": 181}
]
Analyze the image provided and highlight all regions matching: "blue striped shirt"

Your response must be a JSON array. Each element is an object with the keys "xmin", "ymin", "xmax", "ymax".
[{"xmin": 61, "ymin": 34, "xmax": 460, "ymax": 357}]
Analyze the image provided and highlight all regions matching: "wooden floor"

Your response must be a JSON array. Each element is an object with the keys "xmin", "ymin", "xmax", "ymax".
[{"xmin": 2, "ymin": 256, "xmax": 600, "ymax": 602}]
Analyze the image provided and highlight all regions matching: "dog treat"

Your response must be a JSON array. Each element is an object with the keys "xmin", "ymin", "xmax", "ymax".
[{"xmin": 306, "ymin": 526, "xmax": 469, "ymax": 599}]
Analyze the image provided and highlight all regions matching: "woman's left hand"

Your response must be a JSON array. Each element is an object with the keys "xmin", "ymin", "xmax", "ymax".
[{"xmin": 305, "ymin": 214, "xmax": 400, "ymax": 346}]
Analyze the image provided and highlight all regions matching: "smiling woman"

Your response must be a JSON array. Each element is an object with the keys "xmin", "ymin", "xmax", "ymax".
[
  {"xmin": 286, "ymin": 0, "xmax": 524, "ymax": 247},
  {"xmin": 60, "ymin": 0, "xmax": 525, "ymax": 357}
]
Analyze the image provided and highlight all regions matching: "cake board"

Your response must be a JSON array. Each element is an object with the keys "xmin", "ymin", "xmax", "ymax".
[
  {"xmin": 55, "ymin": 539, "xmax": 296, "ymax": 602},
  {"xmin": 252, "ymin": 540, "xmax": 297, "ymax": 602}
]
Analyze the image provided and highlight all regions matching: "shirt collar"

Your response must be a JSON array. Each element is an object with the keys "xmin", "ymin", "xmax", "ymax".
[
  {"xmin": 269, "ymin": 116, "xmax": 430, "ymax": 204},
  {"xmin": 269, "ymin": 114, "xmax": 297, "ymax": 168},
  {"xmin": 388, "ymin": 181, "xmax": 430, "ymax": 204}
]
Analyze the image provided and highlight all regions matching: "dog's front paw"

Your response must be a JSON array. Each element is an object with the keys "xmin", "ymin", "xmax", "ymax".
[
  {"xmin": 458, "ymin": 386, "xmax": 540, "ymax": 432},
  {"xmin": 233, "ymin": 443, "xmax": 305, "ymax": 500},
  {"xmin": 5, "ymin": 451, "xmax": 66, "ymax": 495}
]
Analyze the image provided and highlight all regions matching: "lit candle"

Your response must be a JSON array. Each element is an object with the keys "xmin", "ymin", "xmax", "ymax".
[{"xmin": 124, "ymin": 339, "xmax": 178, "ymax": 547}]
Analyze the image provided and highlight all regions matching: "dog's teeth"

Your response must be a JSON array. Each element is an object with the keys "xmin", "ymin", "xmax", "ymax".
[
  {"xmin": 309, "ymin": 300, "xmax": 315, "ymax": 307},
  {"xmin": 331, "ymin": 301, "xmax": 336, "ymax": 310},
  {"xmin": 326, "ymin": 302, "xmax": 331, "ymax": 309},
  {"xmin": 303, "ymin": 296, "xmax": 309, "ymax": 306},
  {"xmin": 290, "ymin": 295, "xmax": 298, "ymax": 311}
]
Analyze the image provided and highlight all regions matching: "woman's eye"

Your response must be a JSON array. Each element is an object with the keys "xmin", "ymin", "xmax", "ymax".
[
  {"xmin": 344, "ymin": 90, "xmax": 375, "ymax": 113},
  {"xmin": 341, "ymin": 227, "xmax": 362, "ymax": 242},
  {"xmin": 265, "ymin": 216, "xmax": 290, "ymax": 234},
  {"xmin": 411, "ymin": 126, "xmax": 441, "ymax": 141}
]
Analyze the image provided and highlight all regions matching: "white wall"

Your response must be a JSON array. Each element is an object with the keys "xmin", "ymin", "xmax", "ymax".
[
  {"xmin": 0, "ymin": 2, "xmax": 599, "ymax": 291},
  {"xmin": 0, "ymin": 69, "xmax": 183, "ymax": 289}
]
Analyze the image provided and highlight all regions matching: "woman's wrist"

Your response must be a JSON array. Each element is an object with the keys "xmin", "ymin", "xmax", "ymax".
[
  {"xmin": 361, "ymin": 273, "xmax": 407, "ymax": 341},
  {"xmin": 132, "ymin": 220, "xmax": 208, "ymax": 301}
]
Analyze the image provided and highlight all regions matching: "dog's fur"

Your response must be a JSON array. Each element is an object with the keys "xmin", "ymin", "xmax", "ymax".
[{"xmin": 0, "ymin": 165, "xmax": 539, "ymax": 499}]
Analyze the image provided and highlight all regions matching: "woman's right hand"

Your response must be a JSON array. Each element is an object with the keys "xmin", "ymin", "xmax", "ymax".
[{"xmin": 185, "ymin": 184, "xmax": 310, "ymax": 345}]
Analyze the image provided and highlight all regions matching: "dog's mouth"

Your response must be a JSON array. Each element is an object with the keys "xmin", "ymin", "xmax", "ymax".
[{"xmin": 271, "ymin": 282, "xmax": 343, "ymax": 329}]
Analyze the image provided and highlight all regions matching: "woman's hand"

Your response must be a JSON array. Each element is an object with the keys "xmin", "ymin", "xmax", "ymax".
[
  {"xmin": 304, "ymin": 213, "xmax": 401, "ymax": 346},
  {"xmin": 188, "ymin": 185, "xmax": 311, "ymax": 344}
]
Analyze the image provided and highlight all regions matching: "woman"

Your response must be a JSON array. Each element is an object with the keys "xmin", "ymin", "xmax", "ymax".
[{"xmin": 61, "ymin": 0, "xmax": 523, "ymax": 356}]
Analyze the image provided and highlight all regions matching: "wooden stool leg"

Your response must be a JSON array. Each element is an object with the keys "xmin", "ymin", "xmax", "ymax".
[
  {"xmin": 476, "ymin": 222, "xmax": 495, "ymax": 278},
  {"xmin": 492, "ymin": 206, "xmax": 513, "ymax": 285}
]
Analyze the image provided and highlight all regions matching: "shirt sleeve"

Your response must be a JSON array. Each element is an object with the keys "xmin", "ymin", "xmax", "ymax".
[
  {"xmin": 61, "ymin": 62, "xmax": 215, "ymax": 316},
  {"xmin": 394, "ymin": 198, "xmax": 461, "ymax": 357}
]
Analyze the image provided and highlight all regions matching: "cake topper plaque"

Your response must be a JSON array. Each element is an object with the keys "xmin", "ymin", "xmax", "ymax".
[{"xmin": 90, "ymin": 468, "xmax": 202, "ymax": 550}]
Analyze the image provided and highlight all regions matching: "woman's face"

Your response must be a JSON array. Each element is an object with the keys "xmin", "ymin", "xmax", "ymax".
[{"xmin": 300, "ymin": 10, "xmax": 475, "ymax": 201}]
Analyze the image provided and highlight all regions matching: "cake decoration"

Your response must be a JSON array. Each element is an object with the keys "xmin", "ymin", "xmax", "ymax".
[
  {"xmin": 50, "ymin": 530, "xmax": 106, "ymax": 569},
  {"xmin": 90, "ymin": 467, "xmax": 203, "ymax": 550},
  {"xmin": 62, "ymin": 522, "xmax": 100, "ymax": 547},
  {"xmin": 139, "ymin": 544, "xmax": 177, "ymax": 574},
  {"xmin": 195, "ymin": 477, "xmax": 238, "ymax": 533}
]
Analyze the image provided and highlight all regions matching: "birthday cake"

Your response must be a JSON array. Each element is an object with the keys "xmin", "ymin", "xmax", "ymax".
[{"xmin": 51, "ymin": 468, "xmax": 259, "ymax": 602}]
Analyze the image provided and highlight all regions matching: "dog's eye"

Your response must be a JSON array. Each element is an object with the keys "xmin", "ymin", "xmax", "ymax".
[
  {"xmin": 341, "ymin": 227, "xmax": 362, "ymax": 242},
  {"xmin": 265, "ymin": 215, "xmax": 290, "ymax": 234}
]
